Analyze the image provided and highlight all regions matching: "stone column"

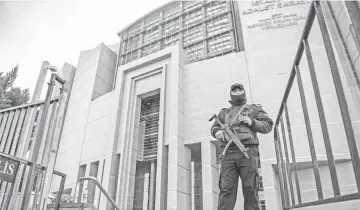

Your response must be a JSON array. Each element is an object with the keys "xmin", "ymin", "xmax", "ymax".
[
  {"xmin": 201, "ymin": 140, "xmax": 218, "ymax": 210},
  {"xmin": 165, "ymin": 48, "xmax": 191, "ymax": 210},
  {"xmin": 167, "ymin": 141, "xmax": 191, "ymax": 210},
  {"xmin": 149, "ymin": 160, "xmax": 156, "ymax": 210},
  {"xmin": 143, "ymin": 173, "xmax": 150, "ymax": 209},
  {"xmin": 31, "ymin": 61, "xmax": 49, "ymax": 102},
  {"xmin": 82, "ymin": 163, "xmax": 91, "ymax": 203},
  {"xmin": 155, "ymin": 65, "xmax": 168, "ymax": 210},
  {"xmin": 155, "ymin": 145, "xmax": 168, "ymax": 210},
  {"xmin": 93, "ymin": 159, "xmax": 105, "ymax": 208},
  {"xmin": 123, "ymin": 96, "xmax": 141, "ymax": 210}
]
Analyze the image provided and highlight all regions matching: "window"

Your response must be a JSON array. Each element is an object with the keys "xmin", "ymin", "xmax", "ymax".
[{"xmin": 138, "ymin": 94, "xmax": 160, "ymax": 160}]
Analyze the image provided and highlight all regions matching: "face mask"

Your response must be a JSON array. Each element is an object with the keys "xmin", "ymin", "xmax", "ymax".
[
  {"xmin": 229, "ymin": 84, "xmax": 247, "ymax": 105},
  {"xmin": 231, "ymin": 92, "xmax": 246, "ymax": 103}
]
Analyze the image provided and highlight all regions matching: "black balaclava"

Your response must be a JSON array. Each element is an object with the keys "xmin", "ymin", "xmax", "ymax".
[{"xmin": 229, "ymin": 83, "xmax": 247, "ymax": 106}]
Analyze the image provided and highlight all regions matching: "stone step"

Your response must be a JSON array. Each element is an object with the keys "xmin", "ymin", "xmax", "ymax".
[
  {"xmin": 46, "ymin": 203, "xmax": 97, "ymax": 210},
  {"xmin": 294, "ymin": 199, "xmax": 360, "ymax": 210}
]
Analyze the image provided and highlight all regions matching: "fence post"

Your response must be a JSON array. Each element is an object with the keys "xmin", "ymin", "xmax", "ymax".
[
  {"xmin": 303, "ymin": 38, "xmax": 340, "ymax": 196},
  {"xmin": 315, "ymin": 0, "xmax": 360, "ymax": 191},
  {"xmin": 284, "ymin": 103, "xmax": 302, "ymax": 204},
  {"xmin": 21, "ymin": 74, "xmax": 56, "ymax": 209},
  {"xmin": 280, "ymin": 116, "xmax": 296, "ymax": 205},
  {"xmin": 37, "ymin": 83, "xmax": 69, "ymax": 210},
  {"xmin": 274, "ymin": 126, "xmax": 289, "ymax": 208},
  {"xmin": 295, "ymin": 65, "xmax": 323, "ymax": 199},
  {"xmin": 21, "ymin": 74, "xmax": 65, "ymax": 210},
  {"xmin": 53, "ymin": 171, "xmax": 66, "ymax": 210}
]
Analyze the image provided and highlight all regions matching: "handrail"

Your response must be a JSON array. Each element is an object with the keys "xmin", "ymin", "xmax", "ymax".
[
  {"xmin": 77, "ymin": 176, "xmax": 120, "ymax": 210},
  {"xmin": 274, "ymin": 1, "xmax": 360, "ymax": 209},
  {"xmin": 274, "ymin": 2, "xmax": 315, "ymax": 126},
  {"xmin": 0, "ymin": 96, "xmax": 60, "ymax": 113}
]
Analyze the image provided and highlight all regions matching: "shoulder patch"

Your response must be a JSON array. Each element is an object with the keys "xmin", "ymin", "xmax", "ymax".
[
  {"xmin": 221, "ymin": 107, "xmax": 230, "ymax": 112},
  {"xmin": 245, "ymin": 104, "xmax": 252, "ymax": 109},
  {"xmin": 252, "ymin": 104, "xmax": 262, "ymax": 108}
]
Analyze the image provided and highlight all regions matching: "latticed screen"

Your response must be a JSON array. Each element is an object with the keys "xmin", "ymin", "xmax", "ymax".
[
  {"xmin": 138, "ymin": 94, "xmax": 160, "ymax": 160},
  {"xmin": 119, "ymin": 0, "xmax": 241, "ymax": 64}
]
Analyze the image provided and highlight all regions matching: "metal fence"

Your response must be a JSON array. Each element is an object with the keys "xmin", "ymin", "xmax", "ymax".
[
  {"xmin": 0, "ymin": 73, "xmax": 69, "ymax": 210},
  {"xmin": 0, "ymin": 98, "xmax": 59, "ymax": 209},
  {"xmin": 273, "ymin": 1, "xmax": 360, "ymax": 209}
]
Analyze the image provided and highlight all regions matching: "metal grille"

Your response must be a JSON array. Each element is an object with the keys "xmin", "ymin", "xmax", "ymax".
[
  {"xmin": 139, "ymin": 95, "xmax": 160, "ymax": 160},
  {"xmin": 119, "ymin": 0, "xmax": 240, "ymax": 65},
  {"xmin": 183, "ymin": 25, "xmax": 204, "ymax": 46},
  {"xmin": 206, "ymin": 0, "xmax": 227, "ymax": 17},
  {"xmin": 208, "ymin": 32, "xmax": 232, "ymax": 57}
]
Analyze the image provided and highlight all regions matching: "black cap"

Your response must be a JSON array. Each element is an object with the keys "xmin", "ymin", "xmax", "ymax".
[{"xmin": 230, "ymin": 83, "xmax": 244, "ymax": 92}]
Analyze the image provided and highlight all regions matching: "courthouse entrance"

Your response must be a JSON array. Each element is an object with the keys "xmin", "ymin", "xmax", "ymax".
[{"xmin": 133, "ymin": 94, "xmax": 160, "ymax": 210}]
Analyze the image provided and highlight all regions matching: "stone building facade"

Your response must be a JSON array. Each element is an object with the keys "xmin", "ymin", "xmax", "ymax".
[{"xmin": 51, "ymin": 1, "xmax": 360, "ymax": 210}]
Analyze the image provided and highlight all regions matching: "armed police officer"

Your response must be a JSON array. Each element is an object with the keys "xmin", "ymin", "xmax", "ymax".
[{"xmin": 210, "ymin": 83, "xmax": 273, "ymax": 210}]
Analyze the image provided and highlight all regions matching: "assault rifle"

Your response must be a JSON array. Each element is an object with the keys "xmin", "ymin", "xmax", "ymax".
[{"xmin": 209, "ymin": 114, "xmax": 249, "ymax": 159}]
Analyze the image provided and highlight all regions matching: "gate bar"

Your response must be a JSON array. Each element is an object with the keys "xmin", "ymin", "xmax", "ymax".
[
  {"xmin": 284, "ymin": 103, "xmax": 302, "ymax": 204},
  {"xmin": 53, "ymin": 170, "xmax": 66, "ymax": 210},
  {"xmin": 274, "ymin": 134, "xmax": 286, "ymax": 209},
  {"xmin": 295, "ymin": 65, "xmax": 323, "ymax": 199},
  {"xmin": 303, "ymin": 38, "xmax": 340, "ymax": 196},
  {"xmin": 275, "ymin": 126, "xmax": 290, "ymax": 208},
  {"xmin": 280, "ymin": 116, "xmax": 296, "ymax": 205},
  {"xmin": 21, "ymin": 74, "xmax": 65, "ymax": 210},
  {"xmin": 314, "ymin": 0, "xmax": 360, "ymax": 191},
  {"xmin": 0, "ymin": 110, "xmax": 20, "ymax": 208}
]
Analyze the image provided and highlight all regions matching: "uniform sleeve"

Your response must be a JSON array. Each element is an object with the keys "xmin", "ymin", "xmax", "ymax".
[
  {"xmin": 210, "ymin": 109, "xmax": 225, "ymax": 138},
  {"xmin": 250, "ymin": 105, "xmax": 273, "ymax": 134}
]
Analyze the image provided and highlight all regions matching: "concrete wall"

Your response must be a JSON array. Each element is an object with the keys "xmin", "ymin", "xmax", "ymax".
[
  {"xmin": 297, "ymin": 161, "xmax": 357, "ymax": 203},
  {"xmin": 53, "ymin": 43, "xmax": 118, "ymax": 198},
  {"xmin": 181, "ymin": 1, "xmax": 313, "ymax": 209},
  {"xmin": 328, "ymin": 1, "xmax": 360, "ymax": 79},
  {"xmin": 92, "ymin": 44, "xmax": 117, "ymax": 100},
  {"xmin": 181, "ymin": 1, "xmax": 358, "ymax": 209},
  {"xmin": 183, "ymin": 52, "xmax": 250, "ymax": 144},
  {"xmin": 53, "ymin": 1, "xmax": 360, "ymax": 210},
  {"xmin": 324, "ymin": 1, "xmax": 360, "ymax": 148}
]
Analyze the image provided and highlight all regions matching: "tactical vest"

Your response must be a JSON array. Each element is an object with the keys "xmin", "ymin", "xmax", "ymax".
[{"xmin": 222, "ymin": 104, "xmax": 259, "ymax": 149}]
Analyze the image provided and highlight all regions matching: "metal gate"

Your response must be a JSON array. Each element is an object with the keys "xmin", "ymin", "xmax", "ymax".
[
  {"xmin": 0, "ymin": 73, "xmax": 69, "ymax": 210},
  {"xmin": 273, "ymin": 1, "xmax": 360, "ymax": 209}
]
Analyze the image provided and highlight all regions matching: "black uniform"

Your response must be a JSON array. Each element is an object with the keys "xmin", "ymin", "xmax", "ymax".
[{"xmin": 211, "ymin": 84, "xmax": 273, "ymax": 210}]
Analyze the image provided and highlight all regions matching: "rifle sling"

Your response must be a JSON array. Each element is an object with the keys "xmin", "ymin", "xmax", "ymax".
[{"xmin": 229, "ymin": 103, "xmax": 249, "ymax": 127}]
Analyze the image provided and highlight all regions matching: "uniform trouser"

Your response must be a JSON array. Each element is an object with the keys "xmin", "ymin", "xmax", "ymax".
[{"xmin": 217, "ymin": 147, "xmax": 260, "ymax": 210}]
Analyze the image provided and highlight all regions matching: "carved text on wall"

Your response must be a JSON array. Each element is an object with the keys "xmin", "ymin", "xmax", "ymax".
[
  {"xmin": 247, "ymin": 13, "xmax": 307, "ymax": 30},
  {"xmin": 242, "ymin": 0, "xmax": 311, "ymax": 15}
]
